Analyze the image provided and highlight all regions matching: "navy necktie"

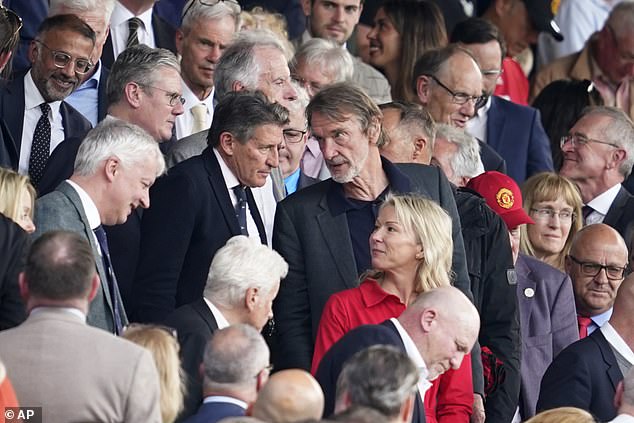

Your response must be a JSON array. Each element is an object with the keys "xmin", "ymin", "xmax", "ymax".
[
  {"xmin": 28, "ymin": 103, "xmax": 51, "ymax": 188},
  {"xmin": 93, "ymin": 225, "xmax": 123, "ymax": 335},
  {"xmin": 233, "ymin": 185, "xmax": 249, "ymax": 236}
]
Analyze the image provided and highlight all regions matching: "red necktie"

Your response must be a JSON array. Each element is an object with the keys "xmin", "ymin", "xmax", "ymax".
[{"xmin": 577, "ymin": 316, "xmax": 592, "ymax": 339}]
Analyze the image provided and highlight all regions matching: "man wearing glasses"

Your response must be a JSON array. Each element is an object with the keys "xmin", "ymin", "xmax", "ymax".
[
  {"xmin": 559, "ymin": 106, "xmax": 634, "ymax": 242},
  {"xmin": 537, "ymin": 223, "xmax": 631, "ymax": 421},
  {"xmin": 0, "ymin": 14, "xmax": 93, "ymax": 192},
  {"xmin": 414, "ymin": 44, "xmax": 506, "ymax": 174}
]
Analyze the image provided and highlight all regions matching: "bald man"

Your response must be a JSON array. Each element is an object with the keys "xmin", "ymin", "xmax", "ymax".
[
  {"xmin": 538, "ymin": 247, "xmax": 633, "ymax": 421},
  {"xmin": 251, "ymin": 369, "xmax": 324, "ymax": 423}
]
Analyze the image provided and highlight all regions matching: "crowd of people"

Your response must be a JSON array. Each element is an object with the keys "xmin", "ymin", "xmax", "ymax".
[{"xmin": 1, "ymin": 0, "xmax": 634, "ymax": 422}]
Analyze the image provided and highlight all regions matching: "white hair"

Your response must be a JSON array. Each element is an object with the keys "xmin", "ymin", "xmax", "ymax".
[
  {"xmin": 203, "ymin": 236, "xmax": 288, "ymax": 308},
  {"xmin": 180, "ymin": 0, "xmax": 240, "ymax": 31},
  {"xmin": 436, "ymin": 124, "xmax": 484, "ymax": 179},
  {"xmin": 292, "ymin": 38, "xmax": 354, "ymax": 83},
  {"xmin": 73, "ymin": 117, "xmax": 166, "ymax": 177},
  {"xmin": 49, "ymin": 0, "xmax": 115, "ymax": 22}
]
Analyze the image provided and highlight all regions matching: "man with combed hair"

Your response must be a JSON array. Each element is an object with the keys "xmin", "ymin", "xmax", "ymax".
[
  {"xmin": 532, "ymin": 2, "xmax": 634, "ymax": 119},
  {"xmin": 315, "ymin": 286, "xmax": 480, "ymax": 421},
  {"xmin": 252, "ymin": 369, "xmax": 325, "ymax": 423},
  {"xmin": 538, "ymin": 243, "xmax": 633, "ymax": 421},
  {"xmin": 432, "ymin": 124, "xmax": 484, "ymax": 187},
  {"xmin": 297, "ymin": 0, "xmax": 391, "ymax": 104},
  {"xmin": 334, "ymin": 345, "xmax": 419, "ymax": 423},
  {"xmin": 135, "ymin": 91, "xmax": 288, "ymax": 325},
  {"xmin": 379, "ymin": 101, "xmax": 436, "ymax": 166},
  {"xmin": 168, "ymin": 29, "xmax": 297, "ymax": 168},
  {"xmin": 0, "ymin": 231, "xmax": 161, "ymax": 422},
  {"xmin": 612, "ymin": 366, "xmax": 634, "ymax": 422},
  {"xmin": 272, "ymin": 83, "xmax": 472, "ymax": 373},
  {"xmin": 413, "ymin": 45, "xmax": 506, "ymax": 174},
  {"xmin": 174, "ymin": 0, "xmax": 240, "ymax": 139},
  {"xmin": 48, "ymin": 0, "xmax": 116, "ymax": 126},
  {"xmin": 183, "ymin": 324, "xmax": 271, "ymax": 423},
  {"xmin": 165, "ymin": 235, "xmax": 288, "ymax": 420},
  {"xmin": 33, "ymin": 118, "xmax": 166, "ymax": 334},
  {"xmin": 559, "ymin": 106, "xmax": 634, "ymax": 241}
]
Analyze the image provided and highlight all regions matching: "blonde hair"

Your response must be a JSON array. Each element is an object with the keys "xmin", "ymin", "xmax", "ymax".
[
  {"xmin": 239, "ymin": 7, "xmax": 294, "ymax": 59},
  {"xmin": 365, "ymin": 193, "xmax": 453, "ymax": 292},
  {"xmin": 520, "ymin": 172, "xmax": 583, "ymax": 271},
  {"xmin": 524, "ymin": 407, "xmax": 596, "ymax": 423},
  {"xmin": 0, "ymin": 167, "xmax": 36, "ymax": 223},
  {"xmin": 122, "ymin": 324, "xmax": 185, "ymax": 423}
]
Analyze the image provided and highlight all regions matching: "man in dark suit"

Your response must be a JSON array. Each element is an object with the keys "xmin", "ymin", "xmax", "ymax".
[
  {"xmin": 0, "ymin": 14, "xmax": 93, "ymax": 190},
  {"xmin": 273, "ymin": 83, "xmax": 473, "ymax": 372},
  {"xmin": 316, "ymin": 286, "xmax": 480, "ymax": 421},
  {"xmin": 134, "ymin": 91, "xmax": 289, "ymax": 323},
  {"xmin": 165, "ymin": 235, "xmax": 288, "ymax": 421},
  {"xmin": 560, "ymin": 106, "xmax": 634, "ymax": 243},
  {"xmin": 34, "ymin": 118, "xmax": 166, "ymax": 333},
  {"xmin": 413, "ymin": 44, "xmax": 507, "ymax": 175},
  {"xmin": 537, "ymin": 264, "xmax": 634, "ymax": 421},
  {"xmin": 183, "ymin": 324, "xmax": 272, "ymax": 423},
  {"xmin": 0, "ymin": 214, "xmax": 28, "ymax": 330},
  {"xmin": 101, "ymin": 0, "xmax": 176, "ymax": 69},
  {"xmin": 452, "ymin": 17, "xmax": 554, "ymax": 184}
]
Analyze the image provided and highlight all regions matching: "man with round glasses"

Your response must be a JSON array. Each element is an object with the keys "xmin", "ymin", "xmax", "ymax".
[
  {"xmin": 0, "ymin": 14, "xmax": 93, "ymax": 191},
  {"xmin": 537, "ymin": 223, "xmax": 631, "ymax": 421},
  {"xmin": 559, "ymin": 106, "xmax": 634, "ymax": 241}
]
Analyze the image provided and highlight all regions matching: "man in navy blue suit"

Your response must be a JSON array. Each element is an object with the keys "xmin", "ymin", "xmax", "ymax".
[
  {"xmin": 183, "ymin": 324, "xmax": 271, "ymax": 423},
  {"xmin": 315, "ymin": 286, "xmax": 480, "ymax": 422},
  {"xmin": 452, "ymin": 18, "xmax": 554, "ymax": 184}
]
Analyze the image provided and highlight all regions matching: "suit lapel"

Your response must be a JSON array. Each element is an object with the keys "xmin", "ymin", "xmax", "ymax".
[
  {"xmin": 97, "ymin": 66, "xmax": 109, "ymax": 122},
  {"xmin": 245, "ymin": 187, "xmax": 267, "ymax": 245},
  {"xmin": 516, "ymin": 256, "xmax": 536, "ymax": 337},
  {"xmin": 486, "ymin": 97, "xmax": 504, "ymax": 151},
  {"xmin": 316, "ymin": 188, "xmax": 358, "ymax": 289},
  {"xmin": 603, "ymin": 187, "xmax": 627, "ymax": 227},
  {"xmin": 2, "ymin": 74, "xmax": 25, "ymax": 151},
  {"xmin": 191, "ymin": 298, "xmax": 219, "ymax": 332},
  {"xmin": 595, "ymin": 331, "xmax": 623, "ymax": 390},
  {"xmin": 203, "ymin": 148, "xmax": 243, "ymax": 237},
  {"xmin": 102, "ymin": 34, "xmax": 115, "ymax": 69}
]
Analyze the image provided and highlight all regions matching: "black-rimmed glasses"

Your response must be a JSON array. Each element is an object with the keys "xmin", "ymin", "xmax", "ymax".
[
  {"xmin": 283, "ymin": 128, "xmax": 308, "ymax": 144},
  {"xmin": 568, "ymin": 255, "xmax": 627, "ymax": 281},
  {"xmin": 182, "ymin": 0, "xmax": 241, "ymax": 19},
  {"xmin": 34, "ymin": 40, "xmax": 93, "ymax": 74},
  {"xmin": 425, "ymin": 74, "xmax": 486, "ymax": 109},
  {"xmin": 139, "ymin": 84, "xmax": 186, "ymax": 107}
]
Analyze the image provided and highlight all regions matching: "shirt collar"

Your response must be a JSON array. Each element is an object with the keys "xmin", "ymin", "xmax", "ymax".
[
  {"xmin": 65, "ymin": 179, "xmax": 102, "ymax": 230},
  {"xmin": 203, "ymin": 298, "xmax": 231, "ymax": 329},
  {"xmin": 590, "ymin": 307, "xmax": 613, "ymax": 328},
  {"xmin": 202, "ymin": 395, "xmax": 248, "ymax": 409},
  {"xmin": 390, "ymin": 318, "xmax": 432, "ymax": 395},
  {"xmin": 601, "ymin": 322, "xmax": 634, "ymax": 365},
  {"xmin": 327, "ymin": 156, "xmax": 412, "ymax": 216},
  {"xmin": 181, "ymin": 77, "xmax": 215, "ymax": 111},
  {"xmin": 77, "ymin": 60, "xmax": 103, "ymax": 90},
  {"xmin": 213, "ymin": 147, "xmax": 240, "ymax": 189},
  {"xmin": 24, "ymin": 70, "xmax": 62, "ymax": 121},
  {"xmin": 359, "ymin": 278, "xmax": 402, "ymax": 308},
  {"xmin": 586, "ymin": 183, "xmax": 622, "ymax": 215},
  {"xmin": 30, "ymin": 306, "xmax": 87, "ymax": 322},
  {"xmin": 111, "ymin": 1, "xmax": 153, "ymax": 29}
]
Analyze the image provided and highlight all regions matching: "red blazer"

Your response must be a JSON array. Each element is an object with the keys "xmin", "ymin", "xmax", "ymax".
[{"xmin": 312, "ymin": 278, "xmax": 473, "ymax": 423}]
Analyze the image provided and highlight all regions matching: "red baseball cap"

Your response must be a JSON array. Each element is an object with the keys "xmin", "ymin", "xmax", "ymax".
[{"xmin": 466, "ymin": 171, "xmax": 534, "ymax": 230}]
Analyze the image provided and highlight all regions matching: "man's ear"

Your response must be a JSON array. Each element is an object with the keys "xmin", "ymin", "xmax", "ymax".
[
  {"xmin": 0, "ymin": 51, "xmax": 12, "ymax": 71},
  {"xmin": 609, "ymin": 149, "xmax": 626, "ymax": 171},
  {"xmin": 18, "ymin": 272, "xmax": 29, "ymax": 302},
  {"xmin": 245, "ymin": 286, "xmax": 258, "ymax": 312},
  {"xmin": 367, "ymin": 117, "xmax": 382, "ymax": 145},
  {"xmin": 124, "ymin": 82, "xmax": 143, "ymax": 108},
  {"xmin": 231, "ymin": 80, "xmax": 245, "ymax": 92},
  {"xmin": 218, "ymin": 132, "xmax": 236, "ymax": 156},
  {"xmin": 301, "ymin": 0, "xmax": 312, "ymax": 17},
  {"xmin": 86, "ymin": 274, "xmax": 100, "ymax": 303},
  {"xmin": 420, "ymin": 308, "xmax": 437, "ymax": 333},
  {"xmin": 493, "ymin": 0, "xmax": 513, "ymax": 17},
  {"xmin": 104, "ymin": 156, "xmax": 120, "ymax": 182},
  {"xmin": 416, "ymin": 75, "xmax": 432, "ymax": 106},
  {"xmin": 28, "ymin": 40, "xmax": 38, "ymax": 65},
  {"xmin": 175, "ymin": 29, "xmax": 185, "ymax": 55},
  {"xmin": 334, "ymin": 391, "xmax": 352, "ymax": 414},
  {"xmin": 412, "ymin": 137, "xmax": 427, "ymax": 160}
]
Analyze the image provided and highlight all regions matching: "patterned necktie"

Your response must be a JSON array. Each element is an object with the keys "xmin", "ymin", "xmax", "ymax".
[
  {"xmin": 233, "ymin": 185, "xmax": 249, "ymax": 236},
  {"xmin": 190, "ymin": 103, "xmax": 208, "ymax": 134},
  {"xmin": 28, "ymin": 103, "xmax": 51, "ymax": 188},
  {"xmin": 126, "ymin": 17, "xmax": 143, "ymax": 49},
  {"xmin": 577, "ymin": 315, "xmax": 592, "ymax": 339},
  {"xmin": 93, "ymin": 225, "xmax": 124, "ymax": 335}
]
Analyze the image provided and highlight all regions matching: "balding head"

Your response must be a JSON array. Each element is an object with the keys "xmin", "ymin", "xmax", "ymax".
[
  {"xmin": 566, "ymin": 224, "xmax": 628, "ymax": 317},
  {"xmin": 398, "ymin": 286, "xmax": 479, "ymax": 380},
  {"xmin": 252, "ymin": 369, "xmax": 324, "ymax": 423},
  {"xmin": 610, "ymin": 273, "xmax": 634, "ymax": 332}
]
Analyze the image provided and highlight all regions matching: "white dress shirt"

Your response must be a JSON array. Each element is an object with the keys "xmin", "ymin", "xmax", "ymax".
[
  {"xmin": 601, "ymin": 322, "xmax": 634, "ymax": 366},
  {"xmin": 175, "ymin": 80, "xmax": 215, "ymax": 139},
  {"xmin": 65, "ymin": 179, "xmax": 102, "ymax": 249},
  {"xmin": 203, "ymin": 298, "xmax": 230, "ymax": 329},
  {"xmin": 19, "ymin": 71, "xmax": 64, "ymax": 174},
  {"xmin": 465, "ymin": 95, "xmax": 491, "ymax": 143},
  {"xmin": 585, "ymin": 183, "xmax": 622, "ymax": 224},
  {"xmin": 109, "ymin": 1, "xmax": 155, "ymax": 60},
  {"xmin": 390, "ymin": 318, "xmax": 433, "ymax": 398}
]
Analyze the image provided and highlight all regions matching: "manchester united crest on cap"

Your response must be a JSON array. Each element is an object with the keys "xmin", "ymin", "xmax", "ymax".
[{"xmin": 496, "ymin": 188, "xmax": 514, "ymax": 210}]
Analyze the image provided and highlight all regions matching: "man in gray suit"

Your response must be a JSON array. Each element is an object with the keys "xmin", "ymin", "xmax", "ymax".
[
  {"xmin": 0, "ymin": 230, "xmax": 161, "ymax": 422},
  {"xmin": 33, "ymin": 118, "xmax": 166, "ymax": 333},
  {"xmin": 272, "ymin": 82, "xmax": 471, "ymax": 371}
]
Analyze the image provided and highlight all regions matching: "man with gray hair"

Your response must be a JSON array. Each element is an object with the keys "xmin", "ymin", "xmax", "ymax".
[
  {"xmin": 165, "ymin": 235, "xmax": 288, "ymax": 419},
  {"xmin": 48, "ymin": 0, "xmax": 115, "ymax": 125},
  {"xmin": 174, "ymin": 0, "xmax": 240, "ymax": 139},
  {"xmin": 334, "ymin": 345, "xmax": 419, "ymax": 423},
  {"xmin": 432, "ymin": 124, "xmax": 484, "ymax": 188},
  {"xmin": 0, "ymin": 231, "xmax": 161, "ymax": 422},
  {"xmin": 559, "ymin": 106, "xmax": 634, "ymax": 241},
  {"xmin": 33, "ymin": 118, "xmax": 166, "ymax": 334},
  {"xmin": 183, "ymin": 324, "xmax": 271, "ymax": 423},
  {"xmin": 611, "ymin": 366, "xmax": 634, "ymax": 422}
]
